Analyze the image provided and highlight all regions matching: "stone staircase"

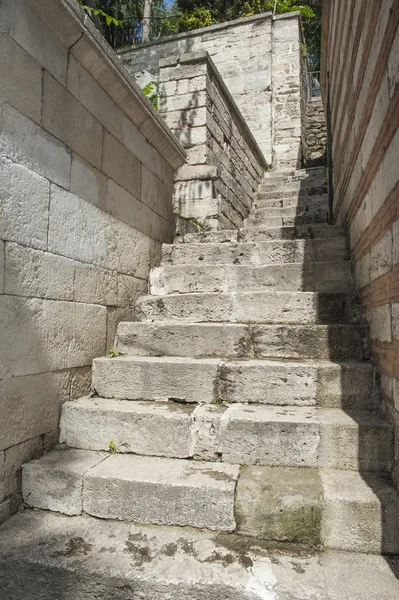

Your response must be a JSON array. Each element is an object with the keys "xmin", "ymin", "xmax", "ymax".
[{"xmin": 1, "ymin": 166, "xmax": 399, "ymax": 599}]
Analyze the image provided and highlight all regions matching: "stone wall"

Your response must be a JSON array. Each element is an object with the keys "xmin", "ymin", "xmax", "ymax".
[
  {"xmin": 120, "ymin": 13, "xmax": 276, "ymax": 164},
  {"xmin": 271, "ymin": 13, "xmax": 304, "ymax": 170},
  {"xmin": 0, "ymin": 0, "xmax": 185, "ymax": 523},
  {"xmin": 303, "ymin": 100, "xmax": 327, "ymax": 166},
  {"xmin": 319, "ymin": 0, "xmax": 399, "ymax": 486},
  {"xmin": 159, "ymin": 51, "xmax": 267, "ymax": 229}
]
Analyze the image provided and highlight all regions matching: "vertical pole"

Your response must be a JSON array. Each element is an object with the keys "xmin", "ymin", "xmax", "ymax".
[
  {"xmin": 143, "ymin": 0, "xmax": 152, "ymax": 42},
  {"xmin": 326, "ymin": 70, "xmax": 334, "ymax": 223}
]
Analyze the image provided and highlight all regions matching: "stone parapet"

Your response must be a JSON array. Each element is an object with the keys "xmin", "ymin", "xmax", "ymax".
[{"xmin": 159, "ymin": 51, "xmax": 268, "ymax": 229}]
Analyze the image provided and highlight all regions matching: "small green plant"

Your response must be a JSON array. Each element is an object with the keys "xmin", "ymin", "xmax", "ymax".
[
  {"xmin": 189, "ymin": 217, "xmax": 205, "ymax": 229},
  {"xmin": 142, "ymin": 81, "xmax": 159, "ymax": 110},
  {"xmin": 77, "ymin": 0, "xmax": 122, "ymax": 26},
  {"xmin": 107, "ymin": 346, "xmax": 119, "ymax": 358},
  {"xmin": 108, "ymin": 440, "xmax": 117, "ymax": 454}
]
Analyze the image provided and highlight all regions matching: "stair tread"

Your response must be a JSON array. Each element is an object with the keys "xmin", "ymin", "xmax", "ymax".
[
  {"xmin": 2, "ymin": 512, "xmax": 399, "ymax": 600},
  {"xmin": 65, "ymin": 396, "xmax": 389, "ymax": 427}
]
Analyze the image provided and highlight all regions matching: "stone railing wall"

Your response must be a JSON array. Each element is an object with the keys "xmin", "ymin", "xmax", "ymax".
[
  {"xmin": 120, "ymin": 13, "xmax": 274, "ymax": 165},
  {"xmin": 0, "ymin": 0, "xmax": 185, "ymax": 523},
  {"xmin": 159, "ymin": 51, "xmax": 268, "ymax": 230},
  {"xmin": 303, "ymin": 100, "xmax": 327, "ymax": 166}
]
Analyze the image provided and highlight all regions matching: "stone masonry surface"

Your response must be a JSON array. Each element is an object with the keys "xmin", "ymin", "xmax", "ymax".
[
  {"xmin": 0, "ymin": 0, "xmax": 185, "ymax": 523},
  {"xmin": 159, "ymin": 51, "xmax": 267, "ymax": 230},
  {"xmin": 3, "ymin": 164, "xmax": 397, "ymax": 600}
]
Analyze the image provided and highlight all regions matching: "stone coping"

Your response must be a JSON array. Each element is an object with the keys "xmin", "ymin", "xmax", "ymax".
[
  {"xmin": 26, "ymin": 0, "xmax": 186, "ymax": 170},
  {"xmin": 160, "ymin": 51, "xmax": 269, "ymax": 171},
  {"xmin": 117, "ymin": 10, "xmax": 302, "ymax": 56}
]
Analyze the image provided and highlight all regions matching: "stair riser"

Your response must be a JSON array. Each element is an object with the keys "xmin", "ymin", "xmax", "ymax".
[
  {"xmin": 135, "ymin": 292, "xmax": 357, "ymax": 325},
  {"xmin": 150, "ymin": 263, "xmax": 352, "ymax": 295},
  {"xmin": 61, "ymin": 398, "xmax": 387, "ymax": 471},
  {"xmin": 245, "ymin": 207, "xmax": 329, "ymax": 227},
  {"xmin": 181, "ymin": 224, "xmax": 346, "ymax": 244},
  {"xmin": 162, "ymin": 239, "xmax": 349, "ymax": 266},
  {"xmin": 239, "ymin": 224, "xmax": 346, "ymax": 242},
  {"xmin": 23, "ymin": 453, "xmax": 238, "ymax": 532},
  {"xmin": 321, "ymin": 471, "xmax": 399, "ymax": 555},
  {"xmin": 92, "ymin": 358, "xmax": 375, "ymax": 409},
  {"xmin": 253, "ymin": 195, "xmax": 328, "ymax": 210},
  {"xmin": 256, "ymin": 188, "xmax": 327, "ymax": 200},
  {"xmin": 116, "ymin": 323, "xmax": 366, "ymax": 361}
]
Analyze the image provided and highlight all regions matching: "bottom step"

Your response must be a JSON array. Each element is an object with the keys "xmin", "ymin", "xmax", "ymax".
[{"xmin": 1, "ymin": 512, "xmax": 399, "ymax": 600}]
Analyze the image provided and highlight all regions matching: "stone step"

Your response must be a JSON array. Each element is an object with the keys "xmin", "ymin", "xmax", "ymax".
[
  {"xmin": 150, "ymin": 262, "xmax": 352, "ymax": 294},
  {"xmin": 255, "ymin": 188, "xmax": 327, "ymax": 201},
  {"xmin": 245, "ymin": 205, "xmax": 329, "ymax": 228},
  {"xmin": 3, "ymin": 513, "xmax": 399, "ymax": 600},
  {"xmin": 61, "ymin": 400, "xmax": 392, "ymax": 471},
  {"xmin": 22, "ymin": 450, "xmax": 239, "ymax": 531},
  {"xmin": 239, "ymin": 223, "xmax": 346, "ymax": 242},
  {"xmin": 178, "ymin": 223, "xmax": 346, "ymax": 244},
  {"xmin": 321, "ymin": 469, "xmax": 399, "ymax": 554},
  {"xmin": 221, "ymin": 405, "xmax": 392, "ymax": 472},
  {"xmin": 60, "ymin": 394, "xmax": 385, "ymax": 468},
  {"xmin": 116, "ymin": 322, "xmax": 367, "ymax": 361},
  {"xmin": 162, "ymin": 238, "xmax": 349, "ymax": 266},
  {"xmin": 135, "ymin": 291, "xmax": 358, "ymax": 325},
  {"xmin": 92, "ymin": 356, "xmax": 375, "ymax": 408},
  {"xmin": 254, "ymin": 193, "xmax": 328, "ymax": 208}
]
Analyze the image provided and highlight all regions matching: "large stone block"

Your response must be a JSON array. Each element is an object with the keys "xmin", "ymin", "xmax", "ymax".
[
  {"xmin": 70, "ymin": 153, "xmax": 107, "ymax": 208},
  {"xmin": 74, "ymin": 263, "xmax": 117, "ymax": 306},
  {"xmin": 23, "ymin": 450, "xmax": 106, "ymax": 515},
  {"xmin": 219, "ymin": 360, "xmax": 317, "ymax": 406},
  {"xmin": 0, "ymin": 296, "xmax": 106, "ymax": 378},
  {"xmin": 116, "ymin": 274, "xmax": 147, "ymax": 309},
  {"xmin": 0, "ymin": 371, "xmax": 70, "ymax": 451},
  {"xmin": 8, "ymin": 0, "xmax": 68, "ymax": 84},
  {"xmin": 0, "ymin": 104, "xmax": 71, "ymax": 189},
  {"xmin": 141, "ymin": 166, "xmax": 173, "ymax": 222},
  {"xmin": 5, "ymin": 243, "xmax": 75, "ymax": 301},
  {"xmin": 0, "ymin": 159, "xmax": 50, "ymax": 251},
  {"xmin": 236, "ymin": 466, "xmax": 323, "ymax": 546},
  {"xmin": 92, "ymin": 356, "xmax": 219, "ymax": 403},
  {"xmin": 220, "ymin": 405, "xmax": 320, "ymax": 467},
  {"xmin": 102, "ymin": 131, "xmax": 141, "ymax": 199},
  {"xmin": 48, "ymin": 186, "xmax": 152, "ymax": 277},
  {"xmin": 83, "ymin": 454, "xmax": 238, "ymax": 531},
  {"xmin": 106, "ymin": 179, "xmax": 155, "ymax": 240},
  {"xmin": 370, "ymin": 229, "xmax": 393, "ymax": 281},
  {"xmin": 42, "ymin": 71, "xmax": 103, "ymax": 169},
  {"xmin": 0, "ymin": 33, "xmax": 42, "ymax": 124},
  {"xmin": 60, "ymin": 397, "xmax": 194, "ymax": 458}
]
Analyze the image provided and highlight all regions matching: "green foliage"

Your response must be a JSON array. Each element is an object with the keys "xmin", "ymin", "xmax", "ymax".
[
  {"xmin": 108, "ymin": 440, "xmax": 117, "ymax": 454},
  {"xmin": 142, "ymin": 81, "xmax": 159, "ymax": 110},
  {"xmin": 107, "ymin": 346, "xmax": 119, "ymax": 358},
  {"xmin": 77, "ymin": 0, "xmax": 122, "ymax": 26}
]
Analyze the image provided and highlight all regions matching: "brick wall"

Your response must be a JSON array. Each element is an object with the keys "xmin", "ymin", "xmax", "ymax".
[
  {"xmin": 0, "ymin": 0, "xmax": 185, "ymax": 523},
  {"xmin": 320, "ymin": 0, "xmax": 399, "ymax": 486},
  {"xmin": 159, "ymin": 52, "xmax": 267, "ymax": 229}
]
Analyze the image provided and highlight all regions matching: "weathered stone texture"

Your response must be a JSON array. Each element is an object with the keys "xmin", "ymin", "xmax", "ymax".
[
  {"xmin": 0, "ymin": 0, "xmax": 184, "ymax": 523},
  {"xmin": 159, "ymin": 52, "xmax": 266, "ymax": 230}
]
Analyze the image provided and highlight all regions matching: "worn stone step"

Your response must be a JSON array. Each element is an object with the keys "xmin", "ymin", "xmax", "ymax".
[
  {"xmin": 150, "ymin": 262, "xmax": 352, "ymax": 294},
  {"xmin": 92, "ymin": 356, "xmax": 220, "ymax": 404},
  {"xmin": 92, "ymin": 355, "xmax": 375, "ymax": 409},
  {"xmin": 178, "ymin": 223, "xmax": 346, "ymax": 244},
  {"xmin": 239, "ymin": 223, "xmax": 346, "ymax": 242},
  {"xmin": 135, "ymin": 291, "xmax": 358, "ymax": 325},
  {"xmin": 245, "ymin": 204, "xmax": 329, "ymax": 227},
  {"xmin": 60, "ymin": 397, "xmax": 196, "ymax": 459},
  {"xmin": 253, "ymin": 193, "xmax": 328, "ymax": 208},
  {"xmin": 255, "ymin": 188, "xmax": 327, "ymax": 201},
  {"xmin": 220, "ymin": 405, "xmax": 393, "ymax": 471},
  {"xmin": 116, "ymin": 322, "xmax": 367, "ymax": 361},
  {"xmin": 22, "ymin": 450, "xmax": 239, "ymax": 531},
  {"xmin": 3, "ymin": 513, "xmax": 399, "ymax": 600},
  {"xmin": 321, "ymin": 469, "xmax": 399, "ymax": 554},
  {"xmin": 162, "ymin": 238, "xmax": 349, "ymax": 266},
  {"xmin": 60, "ymin": 402, "xmax": 391, "ymax": 471}
]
